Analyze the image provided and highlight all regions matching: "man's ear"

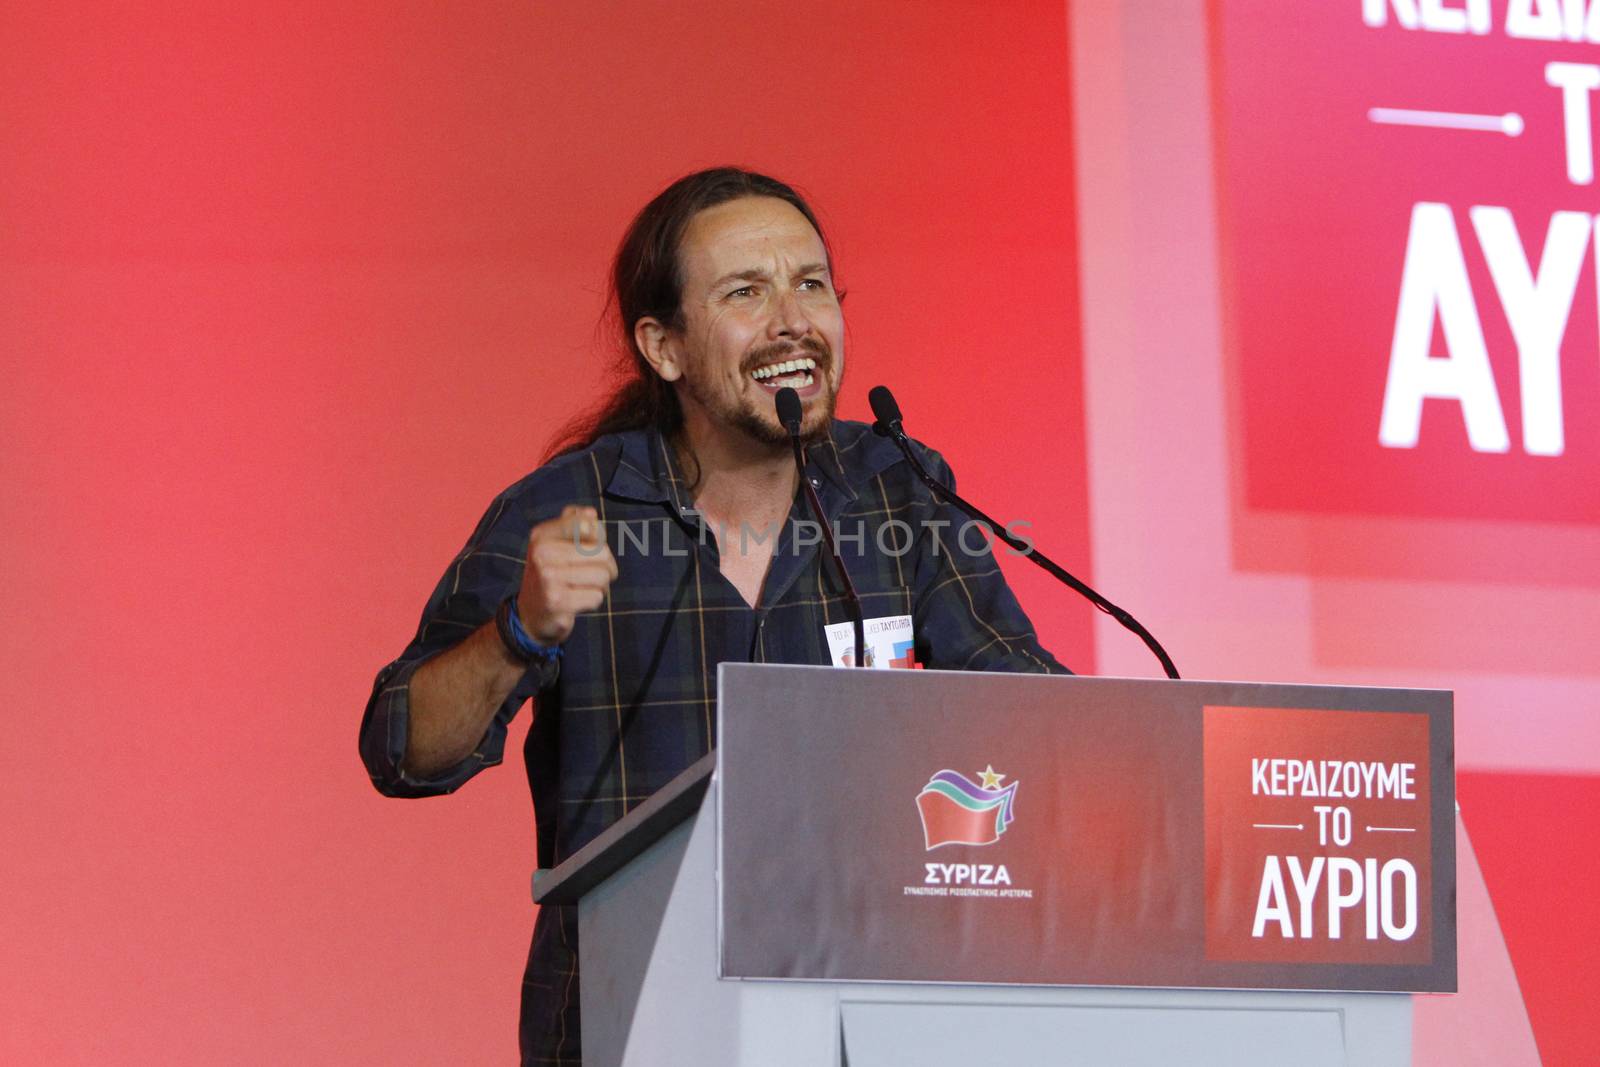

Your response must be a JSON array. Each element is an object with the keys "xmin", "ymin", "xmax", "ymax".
[{"xmin": 634, "ymin": 317, "xmax": 682, "ymax": 382}]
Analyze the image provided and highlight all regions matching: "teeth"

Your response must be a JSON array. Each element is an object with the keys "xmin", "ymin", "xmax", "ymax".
[{"xmin": 750, "ymin": 357, "xmax": 818, "ymax": 381}]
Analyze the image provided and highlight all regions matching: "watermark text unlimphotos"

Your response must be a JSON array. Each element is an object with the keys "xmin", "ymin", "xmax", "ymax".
[{"xmin": 570, "ymin": 517, "xmax": 1035, "ymax": 559}]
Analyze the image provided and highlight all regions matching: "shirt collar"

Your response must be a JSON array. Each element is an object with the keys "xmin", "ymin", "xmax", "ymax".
[{"xmin": 602, "ymin": 429, "xmax": 678, "ymax": 506}]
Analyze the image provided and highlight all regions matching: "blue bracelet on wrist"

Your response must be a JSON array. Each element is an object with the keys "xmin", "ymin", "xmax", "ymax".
[{"xmin": 495, "ymin": 595, "xmax": 563, "ymax": 666}]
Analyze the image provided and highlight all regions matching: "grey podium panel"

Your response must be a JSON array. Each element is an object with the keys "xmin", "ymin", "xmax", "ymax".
[
  {"xmin": 572, "ymin": 775, "xmax": 1411, "ymax": 1067},
  {"xmin": 841, "ymin": 1000, "xmax": 1347, "ymax": 1067}
]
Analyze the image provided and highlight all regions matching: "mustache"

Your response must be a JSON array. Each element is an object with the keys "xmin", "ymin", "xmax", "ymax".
[{"xmin": 742, "ymin": 335, "xmax": 832, "ymax": 375}]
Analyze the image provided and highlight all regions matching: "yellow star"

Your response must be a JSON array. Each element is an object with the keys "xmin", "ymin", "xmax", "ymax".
[{"xmin": 978, "ymin": 765, "xmax": 1005, "ymax": 790}]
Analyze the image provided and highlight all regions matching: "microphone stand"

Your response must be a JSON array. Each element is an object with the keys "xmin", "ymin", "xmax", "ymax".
[
  {"xmin": 873, "ymin": 402, "xmax": 1180, "ymax": 680},
  {"xmin": 776, "ymin": 388, "xmax": 867, "ymax": 668}
]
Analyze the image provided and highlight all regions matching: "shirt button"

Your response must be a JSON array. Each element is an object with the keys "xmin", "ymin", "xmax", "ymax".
[{"xmin": 809, "ymin": 476, "xmax": 821, "ymax": 488}]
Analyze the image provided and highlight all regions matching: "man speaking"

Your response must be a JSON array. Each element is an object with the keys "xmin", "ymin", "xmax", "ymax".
[{"xmin": 359, "ymin": 168, "xmax": 1065, "ymax": 1064}]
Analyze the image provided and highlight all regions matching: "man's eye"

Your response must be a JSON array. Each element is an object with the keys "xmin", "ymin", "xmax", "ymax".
[{"xmin": 728, "ymin": 286, "xmax": 755, "ymax": 298}]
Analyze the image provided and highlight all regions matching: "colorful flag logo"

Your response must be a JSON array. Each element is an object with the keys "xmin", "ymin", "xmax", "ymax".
[{"xmin": 915, "ymin": 765, "xmax": 1019, "ymax": 850}]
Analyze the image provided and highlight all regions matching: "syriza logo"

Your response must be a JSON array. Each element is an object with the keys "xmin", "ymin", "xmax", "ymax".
[
  {"xmin": 904, "ymin": 765, "xmax": 1034, "ymax": 901},
  {"xmin": 915, "ymin": 765, "xmax": 1019, "ymax": 849}
]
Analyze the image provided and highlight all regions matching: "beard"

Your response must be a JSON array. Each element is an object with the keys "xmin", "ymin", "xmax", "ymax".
[{"xmin": 682, "ymin": 335, "xmax": 840, "ymax": 448}]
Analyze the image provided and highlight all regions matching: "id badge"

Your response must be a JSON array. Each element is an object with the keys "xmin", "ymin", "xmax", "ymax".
[{"xmin": 824, "ymin": 614, "xmax": 917, "ymax": 668}]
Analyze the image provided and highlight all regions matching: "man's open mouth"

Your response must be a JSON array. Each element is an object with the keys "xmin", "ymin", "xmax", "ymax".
[{"xmin": 749, "ymin": 356, "xmax": 818, "ymax": 390}]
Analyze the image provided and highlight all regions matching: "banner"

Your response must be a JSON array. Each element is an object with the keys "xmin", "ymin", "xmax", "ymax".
[{"xmin": 1211, "ymin": 0, "xmax": 1600, "ymax": 584}]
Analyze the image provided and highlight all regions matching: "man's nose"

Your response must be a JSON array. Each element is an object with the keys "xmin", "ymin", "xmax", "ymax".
[{"xmin": 767, "ymin": 286, "xmax": 812, "ymax": 339}]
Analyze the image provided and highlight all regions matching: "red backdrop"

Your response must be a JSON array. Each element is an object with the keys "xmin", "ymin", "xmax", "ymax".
[
  {"xmin": 1, "ymin": 3, "xmax": 1089, "ymax": 1063},
  {"xmin": 3, "ymin": 2, "xmax": 1592, "ymax": 1064}
]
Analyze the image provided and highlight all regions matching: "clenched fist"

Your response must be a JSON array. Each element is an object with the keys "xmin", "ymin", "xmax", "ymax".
[{"xmin": 517, "ymin": 505, "xmax": 618, "ymax": 645}]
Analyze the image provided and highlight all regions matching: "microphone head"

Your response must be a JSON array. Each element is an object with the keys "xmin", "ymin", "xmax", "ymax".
[
  {"xmin": 774, "ymin": 387, "xmax": 804, "ymax": 434},
  {"xmin": 868, "ymin": 385, "xmax": 903, "ymax": 435}
]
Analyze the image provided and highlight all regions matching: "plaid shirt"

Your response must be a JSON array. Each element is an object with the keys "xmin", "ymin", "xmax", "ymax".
[{"xmin": 359, "ymin": 419, "xmax": 1065, "ymax": 1064}]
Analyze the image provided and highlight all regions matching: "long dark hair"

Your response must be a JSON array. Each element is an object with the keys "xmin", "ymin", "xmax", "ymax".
[{"xmin": 545, "ymin": 167, "xmax": 835, "ymax": 459}]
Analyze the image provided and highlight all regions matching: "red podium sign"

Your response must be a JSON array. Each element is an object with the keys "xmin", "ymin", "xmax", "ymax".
[{"xmin": 1203, "ymin": 705, "xmax": 1433, "ymax": 967}]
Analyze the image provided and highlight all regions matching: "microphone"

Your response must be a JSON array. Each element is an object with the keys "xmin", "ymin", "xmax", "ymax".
[
  {"xmin": 775, "ymin": 385, "xmax": 804, "ymax": 436},
  {"xmin": 775, "ymin": 387, "xmax": 866, "ymax": 668},
  {"xmin": 867, "ymin": 385, "xmax": 903, "ymax": 437},
  {"xmin": 868, "ymin": 385, "xmax": 1180, "ymax": 680}
]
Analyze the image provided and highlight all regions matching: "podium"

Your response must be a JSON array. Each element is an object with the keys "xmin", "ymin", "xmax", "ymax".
[{"xmin": 534, "ymin": 665, "xmax": 1455, "ymax": 1066}]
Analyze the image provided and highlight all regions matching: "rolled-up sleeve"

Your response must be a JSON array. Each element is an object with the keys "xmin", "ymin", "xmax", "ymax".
[{"xmin": 358, "ymin": 488, "xmax": 560, "ymax": 798}]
